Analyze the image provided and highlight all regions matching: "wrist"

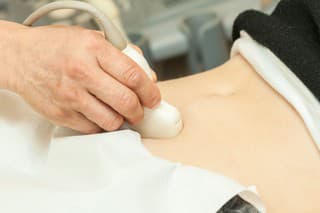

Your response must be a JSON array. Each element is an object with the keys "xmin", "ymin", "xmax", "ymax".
[{"xmin": 0, "ymin": 21, "xmax": 28, "ymax": 92}]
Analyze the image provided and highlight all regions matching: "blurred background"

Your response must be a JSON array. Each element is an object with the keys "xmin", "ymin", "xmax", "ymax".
[{"xmin": 0, "ymin": 0, "xmax": 279, "ymax": 80}]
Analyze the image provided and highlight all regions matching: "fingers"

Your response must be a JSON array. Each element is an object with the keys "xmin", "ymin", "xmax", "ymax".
[
  {"xmin": 47, "ymin": 92, "xmax": 125, "ymax": 133},
  {"xmin": 67, "ymin": 112, "xmax": 102, "ymax": 134},
  {"xmin": 75, "ymin": 92, "xmax": 125, "ymax": 131},
  {"xmin": 86, "ymin": 68, "xmax": 144, "ymax": 124},
  {"xmin": 49, "ymin": 108, "xmax": 102, "ymax": 134},
  {"xmin": 45, "ymin": 87, "xmax": 126, "ymax": 133},
  {"xmin": 96, "ymin": 41, "xmax": 161, "ymax": 109},
  {"xmin": 129, "ymin": 44, "xmax": 158, "ymax": 82}
]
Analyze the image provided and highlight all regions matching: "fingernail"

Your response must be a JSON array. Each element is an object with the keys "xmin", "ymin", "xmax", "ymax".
[
  {"xmin": 150, "ymin": 99, "xmax": 161, "ymax": 109},
  {"xmin": 152, "ymin": 71, "xmax": 158, "ymax": 82}
]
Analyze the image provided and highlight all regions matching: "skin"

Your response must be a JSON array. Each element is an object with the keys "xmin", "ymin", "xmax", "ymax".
[
  {"xmin": 143, "ymin": 55, "xmax": 320, "ymax": 212},
  {"xmin": 0, "ymin": 1, "xmax": 318, "ymax": 210},
  {"xmin": 0, "ymin": 20, "xmax": 161, "ymax": 134}
]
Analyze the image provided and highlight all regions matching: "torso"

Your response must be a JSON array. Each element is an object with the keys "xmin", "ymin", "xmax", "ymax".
[{"xmin": 143, "ymin": 56, "xmax": 320, "ymax": 212}]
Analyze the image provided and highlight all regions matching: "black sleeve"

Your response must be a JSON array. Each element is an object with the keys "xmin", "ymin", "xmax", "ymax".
[{"xmin": 232, "ymin": 0, "xmax": 320, "ymax": 101}]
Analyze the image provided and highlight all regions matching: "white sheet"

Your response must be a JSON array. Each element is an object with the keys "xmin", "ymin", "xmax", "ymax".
[{"xmin": 0, "ymin": 90, "xmax": 265, "ymax": 212}]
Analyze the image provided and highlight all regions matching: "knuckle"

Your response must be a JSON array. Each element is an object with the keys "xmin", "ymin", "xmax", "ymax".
[
  {"xmin": 62, "ymin": 88, "xmax": 82, "ymax": 103},
  {"xmin": 66, "ymin": 60, "xmax": 90, "ymax": 81},
  {"xmin": 123, "ymin": 64, "xmax": 143, "ymax": 88},
  {"xmin": 52, "ymin": 108, "xmax": 69, "ymax": 120},
  {"xmin": 119, "ymin": 91, "xmax": 139, "ymax": 111},
  {"xmin": 101, "ymin": 115, "xmax": 123, "ymax": 131},
  {"xmin": 84, "ymin": 31, "xmax": 103, "ymax": 51}
]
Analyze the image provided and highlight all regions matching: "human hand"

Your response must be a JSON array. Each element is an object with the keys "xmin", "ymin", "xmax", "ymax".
[{"xmin": 7, "ymin": 24, "xmax": 161, "ymax": 133}]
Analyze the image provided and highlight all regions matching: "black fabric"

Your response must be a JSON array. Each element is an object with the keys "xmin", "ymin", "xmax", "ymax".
[
  {"xmin": 217, "ymin": 195, "xmax": 259, "ymax": 213},
  {"xmin": 232, "ymin": 0, "xmax": 320, "ymax": 100}
]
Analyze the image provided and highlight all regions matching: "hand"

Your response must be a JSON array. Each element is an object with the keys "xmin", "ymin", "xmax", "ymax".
[{"xmin": 5, "ymin": 23, "xmax": 161, "ymax": 133}]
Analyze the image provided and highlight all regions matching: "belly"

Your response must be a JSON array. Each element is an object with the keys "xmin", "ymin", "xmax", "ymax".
[{"xmin": 143, "ymin": 74, "xmax": 320, "ymax": 212}]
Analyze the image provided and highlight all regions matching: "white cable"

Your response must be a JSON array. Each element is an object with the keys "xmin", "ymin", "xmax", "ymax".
[{"xmin": 23, "ymin": 0, "xmax": 127, "ymax": 50}]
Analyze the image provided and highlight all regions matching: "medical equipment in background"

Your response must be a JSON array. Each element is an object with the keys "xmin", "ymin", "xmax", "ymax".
[
  {"xmin": 23, "ymin": 1, "xmax": 183, "ymax": 139},
  {"xmin": 114, "ymin": 0, "xmax": 263, "ymax": 77},
  {"xmin": 1, "ymin": 0, "xmax": 278, "ymax": 80}
]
